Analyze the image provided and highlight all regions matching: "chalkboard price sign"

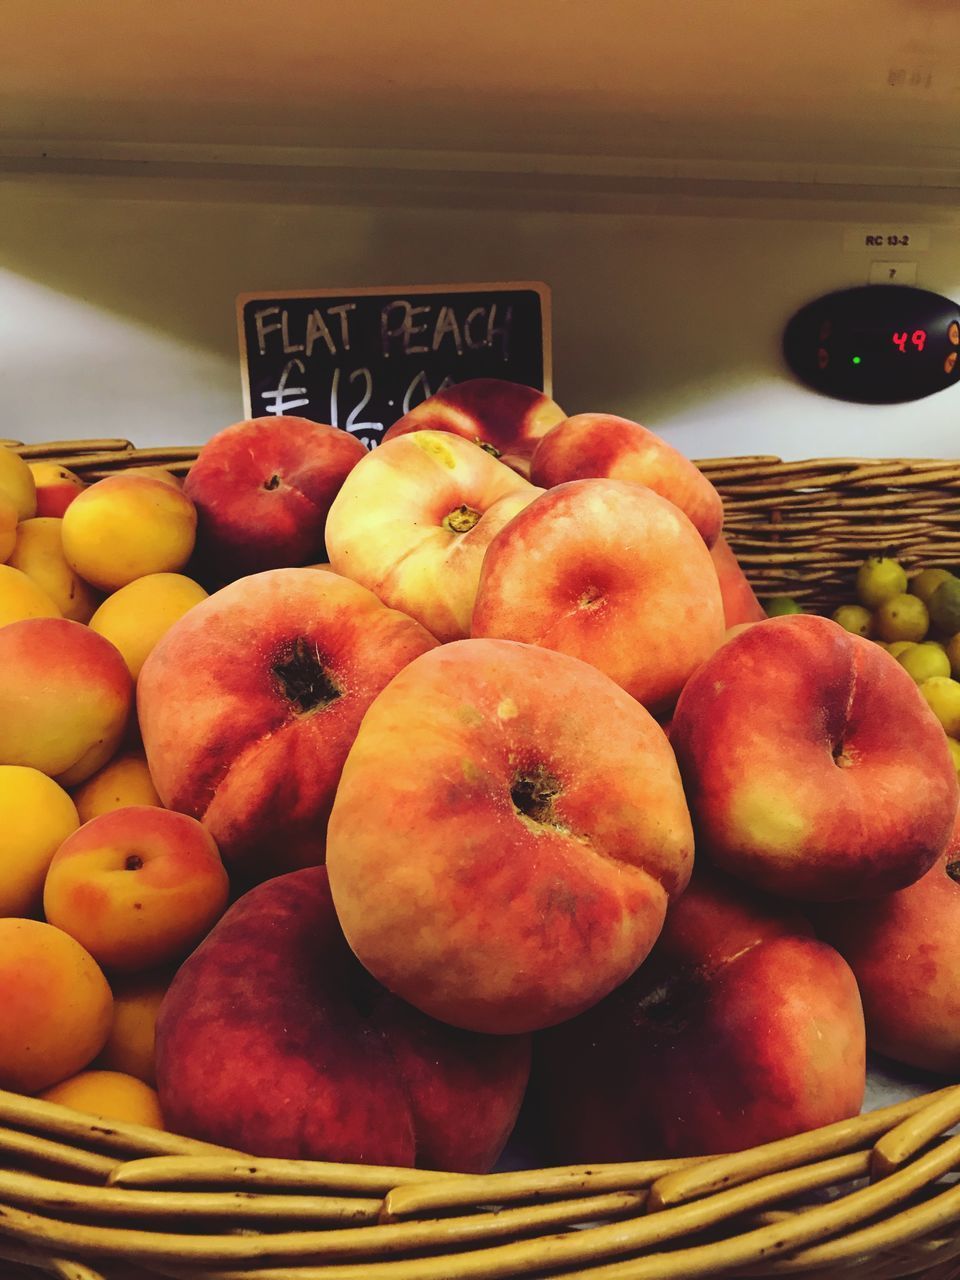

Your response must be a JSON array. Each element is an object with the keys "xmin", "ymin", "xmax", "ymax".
[{"xmin": 237, "ymin": 282, "xmax": 551, "ymax": 448}]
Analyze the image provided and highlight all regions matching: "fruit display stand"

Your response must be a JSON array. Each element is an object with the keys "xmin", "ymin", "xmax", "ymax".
[{"xmin": 3, "ymin": 438, "xmax": 960, "ymax": 1280}]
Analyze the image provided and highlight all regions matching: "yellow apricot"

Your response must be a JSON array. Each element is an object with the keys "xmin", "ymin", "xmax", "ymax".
[
  {"xmin": 71, "ymin": 752, "xmax": 161, "ymax": 823},
  {"xmin": 945, "ymin": 633, "xmax": 960, "ymax": 678},
  {"xmin": 0, "ymin": 446, "xmax": 37, "ymax": 520},
  {"xmin": 6, "ymin": 517, "xmax": 100, "ymax": 622},
  {"xmin": 910, "ymin": 568, "xmax": 956, "ymax": 606},
  {"xmin": 0, "ymin": 617, "xmax": 133, "ymax": 788},
  {"xmin": 0, "ymin": 766, "xmax": 80, "ymax": 916},
  {"xmin": 89, "ymin": 573, "xmax": 208, "ymax": 680},
  {"xmin": 0, "ymin": 492, "xmax": 16, "ymax": 562},
  {"xmin": 0, "ymin": 919, "xmax": 113, "ymax": 1093},
  {"xmin": 0, "ymin": 563, "xmax": 61, "ymax": 626},
  {"xmin": 128, "ymin": 466, "xmax": 184, "ymax": 489},
  {"xmin": 921, "ymin": 677, "xmax": 960, "ymax": 737},
  {"xmin": 61, "ymin": 474, "xmax": 197, "ymax": 592},
  {"xmin": 39, "ymin": 1068, "xmax": 164, "ymax": 1128},
  {"xmin": 97, "ymin": 969, "xmax": 171, "ymax": 1085}
]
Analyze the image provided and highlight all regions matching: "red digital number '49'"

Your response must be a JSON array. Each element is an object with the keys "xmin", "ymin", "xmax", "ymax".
[{"xmin": 892, "ymin": 330, "xmax": 927, "ymax": 353}]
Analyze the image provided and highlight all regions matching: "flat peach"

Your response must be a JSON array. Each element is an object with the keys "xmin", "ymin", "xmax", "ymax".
[
  {"xmin": 670, "ymin": 614, "xmax": 960, "ymax": 900},
  {"xmin": 710, "ymin": 532, "xmax": 767, "ymax": 626},
  {"xmin": 156, "ymin": 867, "xmax": 530, "ymax": 1170},
  {"xmin": 325, "ymin": 430, "xmax": 541, "ymax": 641},
  {"xmin": 530, "ymin": 413, "xmax": 724, "ymax": 546},
  {"xmin": 472, "ymin": 478, "xmax": 725, "ymax": 713},
  {"xmin": 138, "ymin": 568, "xmax": 438, "ymax": 879},
  {"xmin": 533, "ymin": 866, "xmax": 865, "ymax": 1159},
  {"xmin": 816, "ymin": 810, "xmax": 960, "ymax": 1072},
  {"xmin": 184, "ymin": 416, "xmax": 367, "ymax": 582},
  {"xmin": 382, "ymin": 378, "xmax": 566, "ymax": 476},
  {"xmin": 327, "ymin": 638, "xmax": 694, "ymax": 1034}
]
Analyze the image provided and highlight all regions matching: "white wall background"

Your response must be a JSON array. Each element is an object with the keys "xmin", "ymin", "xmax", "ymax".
[{"xmin": 2, "ymin": 170, "xmax": 959, "ymax": 462}]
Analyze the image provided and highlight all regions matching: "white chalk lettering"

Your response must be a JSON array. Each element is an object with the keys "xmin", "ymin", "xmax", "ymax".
[
  {"xmin": 380, "ymin": 300, "xmax": 432, "ymax": 356},
  {"xmin": 281, "ymin": 311, "xmax": 304, "ymax": 355},
  {"xmin": 327, "ymin": 303, "xmax": 355, "ymax": 351},
  {"xmin": 254, "ymin": 306, "xmax": 283, "ymax": 356},
  {"xmin": 381, "ymin": 301, "xmax": 409, "ymax": 357},
  {"xmin": 260, "ymin": 358, "xmax": 309, "ymax": 415},
  {"xmin": 432, "ymin": 305, "xmax": 464, "ymax": 355},
  {"xmin": 344, "ymin": 368, "xmax": 382, "ymax": 439},
  {"xmin": 405, "ymin": 304, "xmax": 431, "ymax": 355},
  {"xmin": 305, "ymin": 309, "xmax": 338, "ymax": 358},
  {"xmin": 329, "ymin": 367, "xmax": 383, "ymax": 440},
  {"xmin": 403, "ymin": 370, "xmax": 432, "ymax": 413},
  {"xmin": 487, "ymin": 303, "xmax": 512, "ymax": 361},
  {"xmin": 464, "ymin": 306, "xmax": 488, "ymax": 350}
]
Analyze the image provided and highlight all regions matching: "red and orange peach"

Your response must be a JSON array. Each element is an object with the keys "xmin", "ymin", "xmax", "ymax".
[
  {"xmin": 138, "ymin": 567, "xmax": 437, "ymax": 880},
  {"xmin": 326, "ymin": 638, "xmax": 694, "ymax": 1035},
  {"xmin": 156, "ymin": 866, "xmax": 531, "ymax": 1170},
  {"xmin": 28, "ymin": 461, "xmax": 86, "ymax": 517},
  {"xmin": 670, "ymin": 614, "xmax": 959, "ymax": 900},
  {"xmin": 184, "ymin": 416, "xmax": 367, "ymax": 582},
  {"xmin": 325, "ymin": 429, "xmax": 541, "ymax": 641},
  {"xmin": 471, "ymin": 478, "xmax": 725, "ymax": 713},
  {"xmin": 816, "ymin": 809, "xmax": 960, "ymax": 1073},
  {"xmin": 381, "ymin": 378, "xmax": 565, "ymax": 477},
  {"xmin": 710, "ymin": 532, "xmax": 767, "ymax": 626},
  {"xmin": 532, "ymin": 866, "xmax": 866, "ymax": 1159},
  {"xmin": 529, "ymin": 413, "xmax": 724, "ymax": 546}
]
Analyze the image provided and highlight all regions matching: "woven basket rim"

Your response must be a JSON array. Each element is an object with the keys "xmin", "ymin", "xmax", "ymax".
[{"xmin": 2, "ymin": 1083, "xmax": 960, "ymax": 1280}]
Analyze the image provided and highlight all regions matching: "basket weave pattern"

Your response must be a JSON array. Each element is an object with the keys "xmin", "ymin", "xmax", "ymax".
[
  {"xmin": 10, "ymin": 441, "xmax": 960, "ymax": 611},
  {"xmin": 698, "ymin": 456, "xmax": 960, "ymax": 611},
  {"xmin": 1, "ymin": 440, "xmax": 959, "ymax": 1280}
]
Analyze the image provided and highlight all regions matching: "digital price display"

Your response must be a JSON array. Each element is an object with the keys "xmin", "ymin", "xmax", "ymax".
[{"xmin": 783, "ymin": 285, "xmax": 960, "ymax": 403}]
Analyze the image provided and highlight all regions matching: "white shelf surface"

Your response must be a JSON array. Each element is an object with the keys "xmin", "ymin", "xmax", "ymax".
[{"xmin": 2, "ymin": 0, "xmax": 959, "ymax": 192}]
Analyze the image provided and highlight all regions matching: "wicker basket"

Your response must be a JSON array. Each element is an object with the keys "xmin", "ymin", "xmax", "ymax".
[
  {"xmin": 2, "ymin": 439, "xmax": 960, "ymax": 1280},
  {"xmin": 10, "ymin": 440, "xmax": 960, "ymax": 611},
  {"xmin": 697, "ymin": 455, "xmax": 960, "ymax": 611}
]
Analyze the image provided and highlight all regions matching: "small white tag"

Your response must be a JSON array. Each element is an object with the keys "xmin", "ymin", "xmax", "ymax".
[
  {"xmin": 868, "ymin": 261, "xmax": 919, "ymax": 284},
  {"xmin": 843, "ymin": 227, "xmax": 931, "ymax": 252}
]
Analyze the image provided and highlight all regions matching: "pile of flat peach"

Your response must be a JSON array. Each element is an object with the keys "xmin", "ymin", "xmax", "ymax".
[{"xmin": 0, "ymin": 378, "xmax": 957, "ymax": 1173}]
